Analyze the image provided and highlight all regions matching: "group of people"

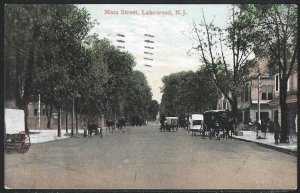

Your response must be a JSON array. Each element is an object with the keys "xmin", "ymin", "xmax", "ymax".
[{"xmin": 205, "ymin": 118, "xmax": 235, "ymax": 140}]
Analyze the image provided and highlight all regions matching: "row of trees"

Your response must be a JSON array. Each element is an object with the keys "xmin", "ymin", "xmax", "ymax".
[
  {"xmin": 4, "ymin": 4, "xmax": 158, "ymax": 135},
  {"xmin": 160, "ymin": 68, "xmax": 221, "ymax": 126},
  {"xmin": 191, "ymin": 4, "xmax": 297, "ymax": 142}
]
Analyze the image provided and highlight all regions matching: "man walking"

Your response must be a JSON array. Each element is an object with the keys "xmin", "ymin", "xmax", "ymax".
[{"xmin": 274, "ymin": 121, "xmax": 280, "ymax": 145}]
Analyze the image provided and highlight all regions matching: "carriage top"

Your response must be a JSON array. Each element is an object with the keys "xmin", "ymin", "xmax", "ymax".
[
  {"xmin": 191, "ymin": 114, "xmax": 203, "ymax": 120},
  {"xmin": 5, "ymin": 109, "xmax": 25, "ymax": 135},
  {"xmin": 165, "ymin": 117, "xmax": 178, "ymax": 126},
  {"xmin": 165, "ymin": 117, "xmax": 178, "ymax": 120}
]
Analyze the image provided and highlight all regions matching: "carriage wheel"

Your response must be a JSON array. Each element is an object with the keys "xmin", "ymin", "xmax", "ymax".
[{"xmin": 15, "ymin": 131, "xmax": 30, "ymax": 153}]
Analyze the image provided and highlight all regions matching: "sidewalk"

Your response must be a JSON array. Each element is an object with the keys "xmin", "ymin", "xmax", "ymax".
[
  {"xmin": 29, "ymin": 129, "xmax": 84, "ymax": 144},
  {"xmin": 233, "ymin": 131, "xmax": 297, "ymax": 156}
]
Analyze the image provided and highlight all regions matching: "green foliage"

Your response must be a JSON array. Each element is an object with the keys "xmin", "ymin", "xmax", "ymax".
[
  {"xmin": 123, "ymin": 70, "xmax": 153, "ymax": 120},
  {"xmin": 241, "ymin": 4, "xmax": 298, "ymax": 142},
  {"xmin": 160, "ymin": 69, "xmax": 220, "ymax": 118},
  {"xmin": 192, "ymin": 5, "xmax": 261, "ymax": 119},
  {"xmin": 242, "ymin": 4, "xmax": 297, "ymax": 75},
  {"xmin": 148, "ymin": 100, "xmax": 159, "ymax": 120}
]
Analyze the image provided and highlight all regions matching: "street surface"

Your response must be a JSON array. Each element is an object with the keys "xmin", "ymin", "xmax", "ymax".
[{"xmin": 5, "ymin": 124, "xmax": 297, "ymax": 189}]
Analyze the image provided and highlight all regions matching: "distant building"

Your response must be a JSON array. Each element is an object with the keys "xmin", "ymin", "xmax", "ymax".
[
  {"xmin": 216, "ymin": 94, "xmax": 231, "ymax": 111},
  {"xmin": 237, "ymin": 58, "xmax": 274, "ymax": 125}
]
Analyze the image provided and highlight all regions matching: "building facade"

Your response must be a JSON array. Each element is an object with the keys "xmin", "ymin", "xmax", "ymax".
[{"xmin": 268, "ymin": 65, "xmax": 298, "ymax": 133}]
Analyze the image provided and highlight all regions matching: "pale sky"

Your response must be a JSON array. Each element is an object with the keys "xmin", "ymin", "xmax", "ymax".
[{"xmin": 77, "ymin": 4, "xmax": 232, "ymax": 102}]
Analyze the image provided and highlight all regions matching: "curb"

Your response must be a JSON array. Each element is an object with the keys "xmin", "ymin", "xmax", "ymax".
[{"xmin": 232, "ymin": 136, "xmax": 297, "ymax": 157}]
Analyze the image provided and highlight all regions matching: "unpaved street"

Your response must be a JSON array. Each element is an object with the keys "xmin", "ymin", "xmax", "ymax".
[{"xmin": 5, "ymin": 124, "xmax": 297, "ymax": 189}]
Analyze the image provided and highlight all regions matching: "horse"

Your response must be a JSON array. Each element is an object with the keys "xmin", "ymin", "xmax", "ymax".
[{"xmin": 106, "ymin": 120, "xmax": 115, "ymax": 133}]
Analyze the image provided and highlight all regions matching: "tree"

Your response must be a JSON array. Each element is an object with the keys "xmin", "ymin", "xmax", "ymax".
[
  {"xmin": 160, "ymin": 68, "xmax": 220, "ymax": 119},
  {"xmin": 102, "ymin": 44, "xmax": 136, "ymax": 120},
  {"xmin": 77, "ymin": 39, "xmax": 110, "ymax": 121},
  {"xmin": 241, "ymin": 4, "xmax": 297, "ymax": 143},
  {"xmin": 123, "ymin": 70, "xmax": 153, "ymax": 121},
  {"xmin": 148, "ymin": 100, "xmax": 159, "ymax": 121},
  {"xmin": 5, "ymin": 5, "xmax": 53, "ymax": 133},
  {"xmin": 33, "ymin": 5, "xmax": 92, "ymax": 136},
  {"xmin": 4, "ymin": 5, "xmax": 93, "ymax": 135},
  {"xmin": 192, "ymin": 6, "xmax": 258, "ymax": 130}
]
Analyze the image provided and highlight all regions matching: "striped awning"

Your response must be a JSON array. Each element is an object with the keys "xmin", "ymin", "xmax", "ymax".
[{"xmin": 268, "ymin": 95, "xmax": 297, "ymax": 107}]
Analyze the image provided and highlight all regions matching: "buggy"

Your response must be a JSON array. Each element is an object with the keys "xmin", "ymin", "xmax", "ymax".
[
  {"xmin": 164, "ymin": 117, "xmax": 179, "ymax": 132},
  {"xmin": 5, "ymin": 109, "xmax": 30, "ymax": 153},
  {"xmin": 188, "ymin": 114, "xmax": 206, "ymax": 136},
  {"xmin": 203, "ymin": 110, "xmax": 231, "ymax": 139}
]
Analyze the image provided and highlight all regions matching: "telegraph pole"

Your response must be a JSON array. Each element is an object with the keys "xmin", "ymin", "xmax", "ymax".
[{"xmin": 257, "ymin": 73, "xmax": 262, "ymax": 124}]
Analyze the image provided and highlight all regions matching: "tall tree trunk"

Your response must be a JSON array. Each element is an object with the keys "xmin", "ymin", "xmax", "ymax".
[
  {"xmin": 58, "ymin": 106, "xmax": 61, "ymax": 137},
  {"xmin": 71, "ymin": 97, "xmax": 74, "ymax": 137},
  {"xmin": 75, "ymin": 99, "xmax": 78, "ymax": 134},
  {"xmin": 23, "ymin": 104, "xmax": 29, "ymax": 134},
  {"xmin": 231, "ymin": 95, "xmax": 238, "ymax": 135},
  {"xmin": 22, "ymin": 42, "xmax": 35, "ymax": 133},
  {"xmin": 279, "ymin": 78, "xmax": 288, "ymax": 143},
  {"xmin": 65, "ymin": 110, "xmax": 68, "ymax": 133},
  {"xmin": 46, "ymin": 105, "xmax": 53, "ymax": 129}
]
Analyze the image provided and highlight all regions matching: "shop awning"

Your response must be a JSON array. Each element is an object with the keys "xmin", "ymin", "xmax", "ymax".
[{"xmin": 268, "ymin": 95, "xmax": 297, "ymax": 107}]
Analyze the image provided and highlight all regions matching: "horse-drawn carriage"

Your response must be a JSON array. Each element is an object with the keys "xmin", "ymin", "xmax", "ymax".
[
  {"xmin": 188, "ymin": 114, "xmax": 206, "ymax": 135},
  {"xmin": 84, "ymin": 116, "xmax": 102, "ymax": 137},
  {"xmin": 161, "ymin": 117, "xmax": 178, "ymax": 132},
  {"xmin": 203, "ymin": 110, "xmax": 231, "ymax": 139},
  {"xmin": 5, "ymin": 109, "xmax": 31, "ymax": 153}
]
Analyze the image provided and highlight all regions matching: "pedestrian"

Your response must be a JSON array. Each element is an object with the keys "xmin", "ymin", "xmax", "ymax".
[
  {"xmin": 230, "ymin": 118, "xmax": 235, "ymax": 138},
  {"xmin": 274, "ymin": 121, "xmax": 280, "ymax": 144},
  {"xmin": 83, "ymin": 123, "xmax": 87, "ymax": 137},
  {"xmin": 225, "ymin": 119, "xmax": 231, "ymax": 140},
  {"xmin": 269, "ymin": 120, "xmax": 274, "ymax": 133},
  {"xmin": 256, "ymin": 120, "xmax": 261, "ymax": 139}
]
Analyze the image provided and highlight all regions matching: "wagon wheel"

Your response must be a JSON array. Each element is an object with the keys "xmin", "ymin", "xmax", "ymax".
[{"xmin": 15, "ymin": 131, "xmax": 30, "ymax": 153}]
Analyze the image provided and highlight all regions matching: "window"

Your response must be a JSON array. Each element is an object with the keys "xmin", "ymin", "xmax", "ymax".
[
  {"xmin": 244, "ymin": 84, "xmax": 249, "ymax": 102},
  {"xmin": 34, "ymin": 109, "xmax": 38, "ymax": 116},
  {"xmin": 273, "ymin": 109, "xmax": 279, "ymax": 122},
  {"xmin": 268, "ymin": 85, "xmax": 273, "ymax": 99},
  {"xmin": 262, "ymin": 85, "xmax": 273, "ymax": 100},
  {"xmin": 223, "ymin": 101, "xmax": 227, "ymax": 109},
  {"xmin": 193, "ymin": 120, "xmax": 202, "ymax": 125},
  {"xmin": 275, "ymin": 74, "xmax": 279, "ymax": 92}
]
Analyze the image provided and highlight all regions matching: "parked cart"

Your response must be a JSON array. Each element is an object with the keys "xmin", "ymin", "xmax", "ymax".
[
  {"xmin": 5, "ymin": 109, "xmax": 30, "ymax": 153},
  {"xmin": 203, "ymin": 110, "xmax": 231, "ymax": 139},
  {"xmin": 165, "ymin": 117, "xmax": 179, "ymax": 132},
  {"xmin": 188, "ymin": 114, "xmax": 205, "ymax": 136}
]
